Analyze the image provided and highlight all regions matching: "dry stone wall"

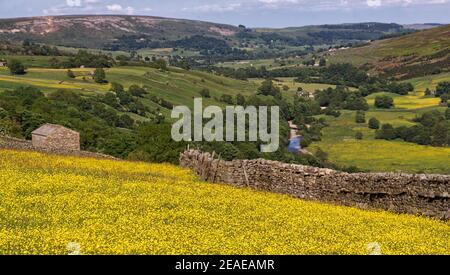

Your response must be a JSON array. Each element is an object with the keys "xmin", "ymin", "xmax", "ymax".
[{"xmin": 180, "ymin": 150, "xmax": 450, "ymax": 219}]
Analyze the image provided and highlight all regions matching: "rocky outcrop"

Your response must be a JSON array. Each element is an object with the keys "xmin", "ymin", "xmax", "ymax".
[{"xmin": 180, "ymin": 150, "xmax": 450, "ymax": 219}]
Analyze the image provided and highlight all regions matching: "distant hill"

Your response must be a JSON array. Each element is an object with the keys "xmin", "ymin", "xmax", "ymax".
[
  {"xmin": 327, "ymin": 24, "xmax": 450, "ymax": 79},
  {"xmin": 0, "ymin": 15, "xmax": 409, "ymax": 51},
  {"xmin": 403, "ymin": 23, "xmax": 444, "ymax": 30},
  {"xmin": 0, "ymin": 15, "xmax": 240, "ymax": 49}
]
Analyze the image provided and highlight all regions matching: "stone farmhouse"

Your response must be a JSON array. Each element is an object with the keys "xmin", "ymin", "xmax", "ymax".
[{"xmin": 32, "ymin": 124, "xmax": 80, "ymax": 151}]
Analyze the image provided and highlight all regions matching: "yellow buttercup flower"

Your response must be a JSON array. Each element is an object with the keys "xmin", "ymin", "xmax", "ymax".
[{"xmin": 0, "ymin": 149, "xmax": 448, "ymax": 255}]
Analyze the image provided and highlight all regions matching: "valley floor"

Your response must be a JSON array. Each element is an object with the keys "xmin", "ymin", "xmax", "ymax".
[
  {"xmin": 0, "ymin": 150, "xmax": 448, "ymax": 255},
  {"xmin": 311, "ymin": 73, "xmax": 450, "ymax": 174}
]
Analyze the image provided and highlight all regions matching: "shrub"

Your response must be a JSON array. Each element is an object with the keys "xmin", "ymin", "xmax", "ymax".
[
  {"xmin": 199, "ymin": 88, "xmax": 211, "ymax": 98},
  {"xmin": 376, "ymin": 124, "xmax": 397, "ymax": 140},
  {"xmin": 220, "ymin": 94, "xmax": 234, "ymax": 105},
  {"xmin": 93, "ymin": 68, "xmax": 107, "ymax": 83},
  {"xmin": 368, "ymin": 117, "xmax": 380, "ymax": 130},
  {"xmin": 128, "ymin": 85, "xmax": 146, "ymax": 97},
  {"xmin": 8, "ymin": 59, "xmax": 26, "ymax": 75},
  {"xmin": 355, "ymin": 111, "xmax": 366, "ymax": 124},
  {"xmin": 355, "ymin": 132, "xmax": 363, "ymax": 140},
  {"xmin": 375, "ymin": 95, "xmax": 394, "ymax": 109},
  {"xmin": 67, "ymin": 70, "xmax": 76, "ymax": 78}
]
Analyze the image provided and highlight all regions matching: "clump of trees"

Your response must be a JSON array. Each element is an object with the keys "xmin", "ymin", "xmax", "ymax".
[
  {"xmin": 315, "ymin": 86, "xmax": 369, "ymax": 111},
  {"xmin": 8, "ymin": 60, "xmax": 26, "ymax": 75},
  {"xmin": 49, "ymin": 50, "xmax": 114, "ymax": 69},
  {"xmin": 435, "ymin": 81, "xmax": 450, "ymax": 104},
  {"xmin": 257, "ymin": 79, "xmax": 282, "ymax": 99},
  {"xmin": 0, "ymin": 86, "xmax": 137, "ymax": 157},
  {"xmin": 102, "ymin": 82, "xmax": 149, "ymax": 116},
  {"xmin": 375, "ymin": 95, "xmax": 394, "ymax": 109},
  {"xmin": 376, "ymin": 110, "xmax": 449, "ymax": 147}
]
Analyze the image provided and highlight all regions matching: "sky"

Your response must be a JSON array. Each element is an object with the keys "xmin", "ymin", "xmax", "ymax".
[{"xmin": 0, "ymin": 0, "xmax": 449, "ymax": 28}]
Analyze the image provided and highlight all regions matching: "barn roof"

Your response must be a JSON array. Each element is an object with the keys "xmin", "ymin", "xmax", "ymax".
[{"xmin": 32, "ymin": 124, "xmax": 77, "ymax": 137}]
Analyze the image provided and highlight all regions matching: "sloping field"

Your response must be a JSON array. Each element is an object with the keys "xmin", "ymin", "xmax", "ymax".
[
  {"xmin": 329, "ymin": 25, "xmax": 450, "ymax": 65},
  {"xmin": 0, "ymin": 150, "xmax": 448, "ymax": 255},
  {"xmin": 0, "ymin": 66, "xmax": 258, "ymax": 110}
]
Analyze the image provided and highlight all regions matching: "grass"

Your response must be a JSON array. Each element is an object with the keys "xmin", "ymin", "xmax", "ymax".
[
  {"xmin": 366, "ymin": 91, "xmax": 441, "ymax": 110},
  {"xmin": 405, "ymin": 72, "xmax": 450, "ymax": 91},
  {"xmin": 311, "ymin": 107, "xmax": 450, "ymax": 174},
  {"xmin": 328, "ymin": 25, "xmax": 450, "ymax": 66},
  {"xmin": 0, "ymin": 149, "xmax": 448, "ymax": 255},
  {"xmin": 249, "ymin": 77, "xmax": 338, "ymax": 102},
  {"xmin": 0, "ymin": 55, "xmax": 71, "ymax": 68},
  {"xmin": 0, "ymin": 66, "xmax": 259, "ymax": 116},
  {"xmin": 310, "ymin": 71, "xmax": 450, "ymax": 174}
]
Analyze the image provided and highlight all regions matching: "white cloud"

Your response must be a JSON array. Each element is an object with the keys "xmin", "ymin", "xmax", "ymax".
[
  {"xmin": 125, "ymin": 6, "xmax": 135, "ymax": 15},
  {"xmin": 186, "ymin": 0, "xmax": 449, "ymax": 13},
  {"xmin": 66, "ymin": 0, "xmax": 82, "ymax": 7},
  {"xmin": 106, "ymin": 4, "xmax": 123, "ymax": 11},
  {"xmin": 189, "ymin": 3, "xmax": 242, "ymax": 12},
  {"xmin": 366, "ymin": 0, "xmax": 382, "ymax": 7},
  {"xmin": 105, "ymin": 4, "xmax": 135, "ymax": 14}
]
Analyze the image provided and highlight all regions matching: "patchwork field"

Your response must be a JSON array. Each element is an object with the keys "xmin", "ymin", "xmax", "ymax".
[
  {"xmin": 0, "ymin": 150, "xmax": 448, "ymax": 255},
  {"xmin": 312, "ymin": 110, "xmax": 450, "ymax": 174},
  {"xmin": 311, "ymin": 74, "xmax": 449, "ymax": 174}
]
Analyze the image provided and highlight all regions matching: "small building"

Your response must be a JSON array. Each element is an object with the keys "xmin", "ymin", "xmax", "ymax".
[
  {"xmin": 32, "ymin": 124, "xmax": 80, "ymax": 151},
  {"xmin": 0, "ymin": 60, "xmax": 6, "ymax": 67}
]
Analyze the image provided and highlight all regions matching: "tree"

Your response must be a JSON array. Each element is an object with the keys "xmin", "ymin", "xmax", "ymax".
[
  {"xmin": 446, "ymin": 108, "xmax": 450, "ymax": 120},
  {"xmin": 117, "ymin": 114, "xmax": 134, "ymax": 129},
  {"xmin": 236, "ymin": 94, "xmax": 246, "ymax": 106},
  {"xmin": 375, "ymin": 95, "xmax": 394, "ymax": 109},
  {"xmin": 110, "ymin": 82, "xmax": 124, "ymax": 93},
  {"xmin": 257, "ymin": 79, "xmax": 282, "ymax": 99},
  {"xmin": 319, "ymin": 58, "xmax": 327, "ymax": 67},
  {"xmin": 355, "ymin": 111, "xmax": 366, "ymax": 124},
  {"xmin": 425, "ymin": 88, "xmax": 432, "ymax": 96},
  {"xmin": 199, "ymin": 88, "xmax": 211, "ymax": 98},
  {"xmin": 93, "ymin": 68, "xmax": 107, "ymax": 83},
  {"xmin": 116, "ymin": 55, "xmax": 130, "ymax": 66},
  {"xmin": 435, "ymin": 82, "xmax": 450, "ymax": 97},
  {"xmin": 435, "ymin": 81, "xmax": 450, "ymax": 103},
  {"xmin": 154, "ymin": 59, "xmax": 167, "ymax": 71},
  {"xmin": 376, "ymin": 124, "xmax": 397, "ymax": 140},
  {"xmin": 116, "ymin": 90, "xmax": 133, "ymax": 106},
  {"xmin": 431, "ymin": 121, "xmax": 448, "ymax": 147},
  {"xmin": 368, "ymin": 117, "xmax": 380, "ymax": 130},
  {"xmin": 128, "ymin": 85, "xmax": 146, "ymax": 97},
  {"xmin": 102, "ymin": 92, "xmax": 120, "ymax": 108},
  {"xmin": 355, "ymin": 132, "xmax": 363, "ymax": 140},
  {"xmin": 8, "ymin": 59, "xmax": 26, "ymax": 75},
  {"xmin": 220, "ymin": 94, "xmax": 234, "ymax": 105},
  {"xmin": 67, "ymin": 70, "xmax": 76, "ymax": 78}
]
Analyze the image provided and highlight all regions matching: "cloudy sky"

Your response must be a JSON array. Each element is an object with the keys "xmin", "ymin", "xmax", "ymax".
[{"xmin": 1, "ymin": 0, "xmax": 449, "ymax": 27}]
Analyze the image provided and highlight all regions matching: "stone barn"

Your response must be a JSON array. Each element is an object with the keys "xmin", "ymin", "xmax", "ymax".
[{"xmin": 32, "ymin": 124, "xmax": 80, "ymax": 151}]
